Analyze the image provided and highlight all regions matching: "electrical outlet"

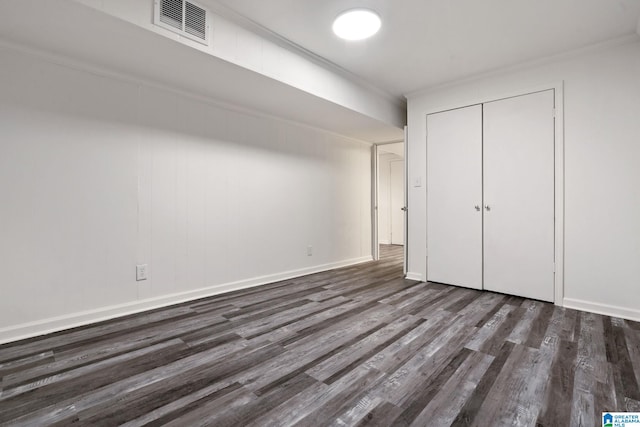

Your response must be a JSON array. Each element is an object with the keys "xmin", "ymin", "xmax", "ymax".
[
  {"xmin": 136, "ymin": 264, "xmax": 148, "ymax": 281},
  {"xmin": 307, "ymin": 246, "xmax": 313, "ymax": 256}
]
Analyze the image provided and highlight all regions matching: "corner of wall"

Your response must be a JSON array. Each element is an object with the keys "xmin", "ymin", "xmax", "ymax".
[
  {"xmin": 563, "ymin": 298, "xmax": 640, "ymax": 323},
  {"xmin": 405, "ymin": 272, "xmax": 424, "ymax": 282}
]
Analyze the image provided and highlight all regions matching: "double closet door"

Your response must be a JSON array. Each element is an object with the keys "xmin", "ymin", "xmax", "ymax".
[{"xmin": 426, "ymin": 90, "xmax": 555, "ymax": 302}]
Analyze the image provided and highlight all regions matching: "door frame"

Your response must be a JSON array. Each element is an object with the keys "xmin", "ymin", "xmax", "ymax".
[
  {"xmin": 424, "ymin": 82, "xmax": 565, "ymax": 305},
  {"xmin": 372, "ymin": 136, "xmax": 408, "ymax": 275}
]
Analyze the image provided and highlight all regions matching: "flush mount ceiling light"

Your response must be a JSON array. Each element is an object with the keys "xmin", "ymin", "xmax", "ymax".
[{"xmin": 332, "ymin": 9, "xmax": 381, "ymax": 41}]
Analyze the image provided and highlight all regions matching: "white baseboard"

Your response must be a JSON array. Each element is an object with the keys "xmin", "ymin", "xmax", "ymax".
[
  {"xmin": 563, "ymin": 298, "xmax": 640, "ymax": 322},
  {"xmin": 0, "ymin": 256, "xmax": 373, "ymax": 345},
  {"xmin": 405, "ymin": 272, "xmax": 424, "ymax": 282},
  {"xmin": 379, "ymin": 239, "xmax": 391, "ymax": 245}
]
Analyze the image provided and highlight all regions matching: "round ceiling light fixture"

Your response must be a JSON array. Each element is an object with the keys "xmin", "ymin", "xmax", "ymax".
[{"xmin": 332, "ymin": 9, "xmax": 381, "ymax": 41}]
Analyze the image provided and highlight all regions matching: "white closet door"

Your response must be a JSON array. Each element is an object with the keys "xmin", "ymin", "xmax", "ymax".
[
  {"xmin": 427, "ymin": 105, "xmax": 483, "ymax": 289},
  {"xmin": 483, "ymin": 90, "xmax": 555, "ymax": 302}
]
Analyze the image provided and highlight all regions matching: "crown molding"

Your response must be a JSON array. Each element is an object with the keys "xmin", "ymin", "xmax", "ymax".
[
  {"xmin": 375, "ymin": 139, "xmax": 404, "ymax": 146},
  {"xmin": 405, "ymin": 33, "xmax": 640, "ymax": 99},
  {"xmin": 204, "ymin": 0, "xmax": 406, "ymax": 109}
]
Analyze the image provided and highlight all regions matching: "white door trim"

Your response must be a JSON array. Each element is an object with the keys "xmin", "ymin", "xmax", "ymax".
[{"xmin": 424, "ymin": 81, "xmax": 565, "ymax": 305}]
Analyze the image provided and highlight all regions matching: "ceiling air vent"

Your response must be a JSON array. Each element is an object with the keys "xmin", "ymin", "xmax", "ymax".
[{"xmin": 154, "ymin": 0, "xmax": 209, "ymax": 45}]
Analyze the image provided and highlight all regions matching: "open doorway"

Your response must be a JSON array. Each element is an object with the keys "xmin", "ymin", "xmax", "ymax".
[{"xmin": 373, "ymin": 139, "xmax": 407, "ymax": 274}]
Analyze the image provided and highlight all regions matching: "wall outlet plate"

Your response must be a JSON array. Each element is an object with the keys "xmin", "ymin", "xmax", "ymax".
[
  {"xmin": 136, "ymin": 264, "xmax": 148, "ymax": 281},
  {"xmin": 307, "ymin": 246, "xmax": 313, "ymax": 256}
]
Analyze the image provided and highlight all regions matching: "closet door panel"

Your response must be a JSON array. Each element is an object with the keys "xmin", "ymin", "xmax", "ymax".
[
  {"xmin": 427, "ymin": 105, "xmax": 483, "ymax": 289},
  {"xmin": 483, "ymin": 90, "xmax": 555, "ymax": 301}
]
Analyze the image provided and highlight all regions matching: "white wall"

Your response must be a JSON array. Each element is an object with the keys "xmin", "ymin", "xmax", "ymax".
[
  {"xmin": 406, "ymin": 38, "xmax": 640, "ymax": 320},
  {"xmin": 0, "ymin": 46, "xmax": 372, "ymax": 343}
]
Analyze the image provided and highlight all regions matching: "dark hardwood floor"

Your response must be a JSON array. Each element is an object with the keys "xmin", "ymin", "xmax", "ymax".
[{"xmin": 1, "ymin": 245, "xmax": 639, "ymax": 426}]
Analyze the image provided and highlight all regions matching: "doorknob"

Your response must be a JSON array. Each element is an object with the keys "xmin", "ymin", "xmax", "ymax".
[
  {"xmin": 401, "ymin": 207, "xmax": 408, "ymax": 212},
  {"xmin": 485, "ymin": 205, "xmax": 491, "ymax": 211},
  {"xmin": 474, "ymin": 205, "xmax": 480, "ymax": 211}
]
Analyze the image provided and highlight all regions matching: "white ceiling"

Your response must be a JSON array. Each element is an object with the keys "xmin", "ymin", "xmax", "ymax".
[
  {"xmin": 378, "ymin": 142, "xmax": 404, "ymax": 158},
  {"xmin": 0, "ymin": 0, "xmax": 403, "ymax": 143},
  {"xmin": 3, "ymin": 1, "xmax": 638, "ymax": 142},
  {"xmin": 212, "ymin": 0, "xmax": 640, "ymax": 97}
]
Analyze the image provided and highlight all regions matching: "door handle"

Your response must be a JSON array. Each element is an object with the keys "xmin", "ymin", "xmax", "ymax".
[
  {"xmin": 485, "ymin": 205, "xmax": 491, "ymax": 211},
  {"xmin": 474, "ymin": 205, "xmax": 480, "ymax": 211},
  {"xmin": 401, "ymin": 207, "xmax": 408, "ymax": 212}
]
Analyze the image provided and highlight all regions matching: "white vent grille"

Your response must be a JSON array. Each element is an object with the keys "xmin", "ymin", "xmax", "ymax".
[
  {"xmin": 154, "ymin": 0, "xmax": 209, "ymax": 45},
  {"xmin": 185, "ymin": 2, "xmax": 206, "ymax": 40},
  {"xmin": 160, "ymin": 0, "xmax": 183, "ymax": 30}
]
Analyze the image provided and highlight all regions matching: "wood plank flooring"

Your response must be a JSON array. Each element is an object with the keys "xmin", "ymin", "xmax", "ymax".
[{"xmin": 1, "ymin": 245, "xmax": 639, "ymax": 426}]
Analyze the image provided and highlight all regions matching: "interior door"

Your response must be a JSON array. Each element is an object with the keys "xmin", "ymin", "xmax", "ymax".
[
  {"xmin": 483, "ymin": 90, "xmax": 555, "ymax": 302},
  {"xmin": 372, "ymin": 145, "xmax": 379, "ymax": 260},
  {"xmin": 427, "ymin": 105, "xmax": 483, "ymax": 289},
  {"xmin": 403, "ymin": 127, "xmax": 408, "ymax": 275},
  {"xmin": 390, "ymin": 160, "xmax": 404, "ymax": 245}
]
